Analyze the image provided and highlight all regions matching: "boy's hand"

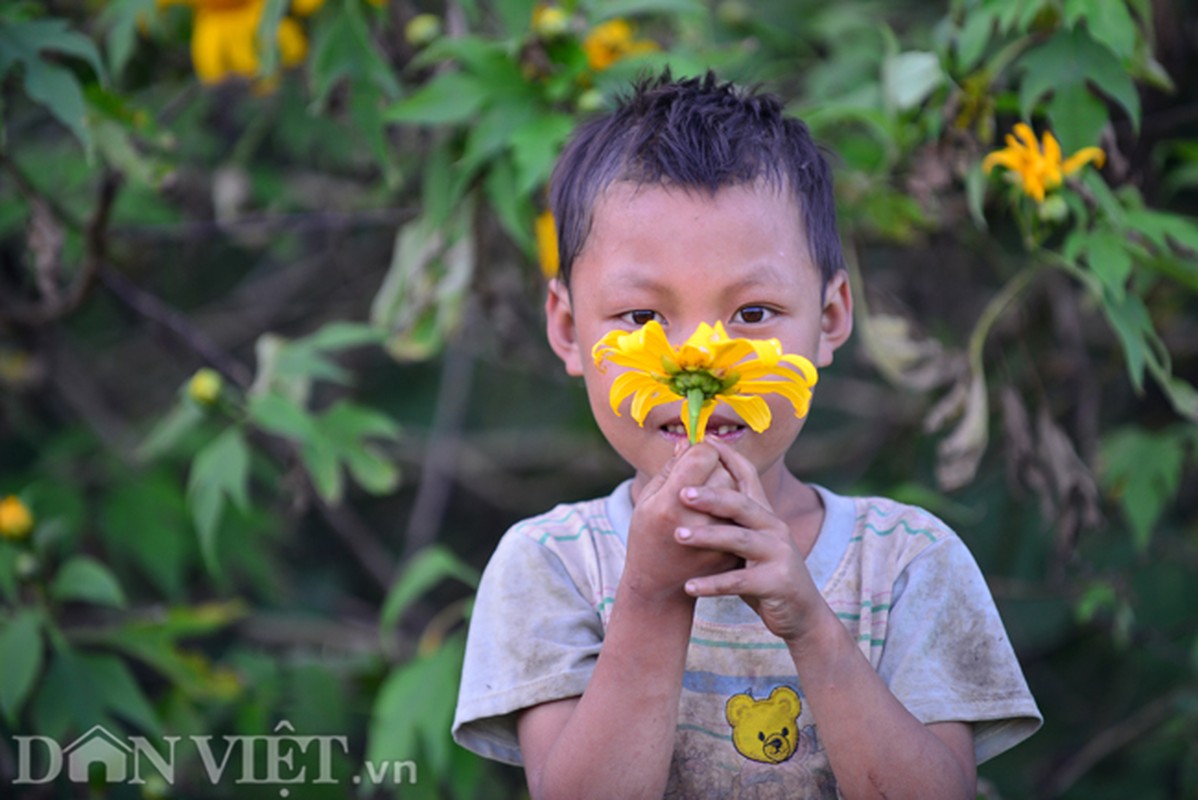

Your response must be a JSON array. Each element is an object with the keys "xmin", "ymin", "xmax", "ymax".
[
  {"xmin": 624, "ymin": 442, "xmax": 742, "ymax": 604},
  {"xmin": 673, "ymin": 441, "xmax": 824, "ymax": 643}
]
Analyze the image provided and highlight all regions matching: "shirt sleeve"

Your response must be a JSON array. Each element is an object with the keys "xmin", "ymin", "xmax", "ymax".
[
  {"xmin": 452, "ymin": 526, "xmax": 603, "ymax": 765},
  {"xmin": 876, "ymin": 535, "xmax": 1043, "ymax": 764}
]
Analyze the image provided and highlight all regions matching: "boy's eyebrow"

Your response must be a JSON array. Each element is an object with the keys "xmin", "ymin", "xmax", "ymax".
[{"xmin": 606, "ymin": 264, "xmax": 802, "ymax": 296}]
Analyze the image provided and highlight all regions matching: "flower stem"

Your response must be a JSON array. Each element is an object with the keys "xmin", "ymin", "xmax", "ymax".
[{"xmin": 687, "ymin": 387, "xmax": 705, "ymax": 444}]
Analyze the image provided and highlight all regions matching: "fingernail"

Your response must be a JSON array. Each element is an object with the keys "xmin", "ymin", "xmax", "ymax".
[
  {"xmin": 674, "ymin": 440, "xmax": 686, "ymax": 456},
  {"xmin": 676, "ymin": 527, "xmax": 692, "ymax": 541},
  {"xmin": 684, "ymin": 580, "xmax": 698, "ymax": 595},
  {"xmin": 683, "ymin": 487, "xmax": 699, "ymax": 501}
]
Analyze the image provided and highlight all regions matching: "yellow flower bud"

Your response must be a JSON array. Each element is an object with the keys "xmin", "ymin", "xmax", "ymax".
[
  {"xmin": 405, "ymin": 13, "xmax": 442, "ymax": 47},
  {"xmin": 0, "ymin": 496, "xmax": 34, "ymax": 540},
  {"xmin": 576, "ymin": 88, "xmax": 605, "ymax": 112},
  {"xmin": 188, "ymin": 368, "xmax": 223, "ymax": 406},
  {"xmin": 532, "ymin": 5, "xmax": 570, "ymax": 39}
]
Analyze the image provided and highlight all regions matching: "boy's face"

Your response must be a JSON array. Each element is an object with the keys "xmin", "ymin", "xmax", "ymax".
[{"xmin": 546, "ymin": 181, "xmax": 852, "ymax": 491}]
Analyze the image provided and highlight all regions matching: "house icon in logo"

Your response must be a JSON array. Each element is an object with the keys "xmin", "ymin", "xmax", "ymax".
[{"xmin": 63, "ymin": 725, "xmax": 131, "ymax": 783}]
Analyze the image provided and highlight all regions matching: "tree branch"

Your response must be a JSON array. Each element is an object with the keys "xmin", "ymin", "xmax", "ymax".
[{"xmin": 0, "ymin": 165, "xmax": 121, "ymax": 327}]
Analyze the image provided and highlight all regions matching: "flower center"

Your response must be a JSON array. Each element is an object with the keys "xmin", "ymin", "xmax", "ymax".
[{"xmin": 669, "ymin": 370, "xmax": 725, "ymax": 397}]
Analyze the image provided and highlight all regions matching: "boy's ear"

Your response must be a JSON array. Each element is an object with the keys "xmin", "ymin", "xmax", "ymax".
[
  {"xmin": 545, "ymin": 278, "xmax": 585, "ymax": 376},
  {"xmin": 816, "ymin": 270, "xmax": 853, "ymax": 368}
]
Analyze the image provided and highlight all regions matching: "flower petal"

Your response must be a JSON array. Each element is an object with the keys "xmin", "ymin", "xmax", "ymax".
[
  {"xmin": 1014, "ymin": 122, "xmax": 1039, "ymax": 153},
  {"xmin": 737, "ymin": 379, "xmax": 815, "ymax": 417},
  {"xmin": 609, "ymin": 371, "xmax": 660, "ymax": 417},
  {"xmin": 982, "ymin": 149, "xmax": 1022, "ymax": 176},
  {"xmin": 630, "ymin": 383, "xmax": 678, "ymax": 425},
  {"xmin": 1061, "ymin": 146, "xmax": 1106, "ymax": 176},
  {"xmin": 718, "ymin": 394, "xmax": 772, "ymax": 433}
]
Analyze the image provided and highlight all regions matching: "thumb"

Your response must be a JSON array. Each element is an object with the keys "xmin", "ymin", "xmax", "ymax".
[{"xmin": 640, "ymin": 440, "xmax": 689, "ymax": 500}]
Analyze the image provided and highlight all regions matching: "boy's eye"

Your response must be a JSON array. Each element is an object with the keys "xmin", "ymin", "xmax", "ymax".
[
  {"xmin": 623, "ymin": 310, "xmax": 661, "ymax": 326},
  {"xmin": 734, "ymin": 305, "xmax": 773, "ymax": 324}
]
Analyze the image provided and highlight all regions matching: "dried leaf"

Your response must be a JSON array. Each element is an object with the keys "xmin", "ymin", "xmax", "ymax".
[
  {"xmin": 931, "ymin": 370, "xmax": 989, "ymax": 490},
  {"xmin": 28, "ymin": 199, "xmax": 64, "ymax": 300},
  {"xmin": 861, "ymin": 312, "xmax": 964, "ymax": 392}
]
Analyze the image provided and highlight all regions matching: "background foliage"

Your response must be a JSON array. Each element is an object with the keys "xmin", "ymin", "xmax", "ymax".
[{"xmin": 2, "ymin": 0, "xmax": 1197, "ymax": 797}]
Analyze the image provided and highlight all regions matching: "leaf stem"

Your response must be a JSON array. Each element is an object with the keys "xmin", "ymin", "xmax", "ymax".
[{"xmin": 968, "ymin": 265, "xmax": 1039, "ymax": 370}]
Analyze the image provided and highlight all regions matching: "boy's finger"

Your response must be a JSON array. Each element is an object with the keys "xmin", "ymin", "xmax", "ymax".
[
  {"xmin": 680, "ymin": 484, "xmax": 778, "ymax": 533},
  {"xmin": 666, "ymin": 442, "xmax": 722, "ymax": 490},
  {"xmin": 706, "ymin": 440, "xmax": 770, "ymax": 508},
  {"xmin": 637, "ymin": 444, "xmax": 687, "ymax": 500},
  {"xmin": 675, "ymin": 522, "xmax": 774, "ymax": 561}
]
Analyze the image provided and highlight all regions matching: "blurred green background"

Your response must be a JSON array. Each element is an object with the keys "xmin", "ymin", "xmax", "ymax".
[{"xmin": 1, "ymin": 0, "xmax": 1196, "ymax": 797}]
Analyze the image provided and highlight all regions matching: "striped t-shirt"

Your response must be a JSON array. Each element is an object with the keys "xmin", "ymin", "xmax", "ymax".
[{"xmin": 453, "ymin": 482, "xmax": 1041, "ymax": 797}]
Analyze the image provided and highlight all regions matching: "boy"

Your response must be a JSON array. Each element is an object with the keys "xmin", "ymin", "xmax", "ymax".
[{"xmin": 453, "ymin": 72, "xmax": 1041, "ymax": 799}]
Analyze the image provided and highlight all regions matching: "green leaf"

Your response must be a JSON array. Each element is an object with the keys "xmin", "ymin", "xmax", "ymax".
[
  {"xmin": 22, "ymin": 60, "xmax": 92, "ymax": 153},
  {"xmin": 136, "ymin": 398, "xmax": 205, "ymax": 463},
  {"xmin": 0, "ymin": 18, "xmax": 108, "ymax": 152},
  {"xmin": 299, "ymin": 321, "xmax": 385, "ymax": 352},
  {"xmin": 1078, "ymin": 231, "xmax": 1130, "ymax": 299},
  {"xmin": 367, "ymin": 635, "xmax": 465, "ymax": 780},
  {"xmin": 349, "ymin": 81, "xmax": 401, "ymax": 188},
  {"xmin": 1047, "ymin": 82, "xmax": 1109, "ymax": 159},
  {"xmin": 384, "ymin": 72, "xmax": 490, "ymax": 125},
  {"xmin": 1063, "ymin": 0, "xmax": 1137, "ymax": 62},
  {"xmin": 51, "ymin": 556, "xmax": 127, "ymax": 608},
  {"xmin": 1017, "ymin": 28, "xmax": 1140, "ymax": 149},
  {"xmin": 0, "ymin": 610, "xmax": 43, "ymax": 722},
  {"xmin": 1124, "ymin": 208, "xmax": 1198, "ymax": 254},
  {"xmin": 342, "ymin": 445, "xmax": 401, "ymax": 496},
  {"xmin": 301, "ymin": 436, "xmax": 344, "ymax": 504},
  {"xmin": 248, "ymin": 391, "xmax": 319, "ymax": 441},
  {"xmin": 586, "ymin": 0, "xmax": 706, "ymax": 20},
  {"xmin": 509, "ymin": 112, "xmax": 576, "ymax": 196},
  {"xmin": 0, "ymin": 18, "xmax": 107, "ymax": 81},
  {"xmin": 99, "ymin": 0, "xmax": 157, "ymax": 78},
  {"xmin": 459, "ymin": 95, "xmax": 540, "ymax": 178},
  {"xmin": 956, "ymin": 10, "xmax": 995, "ymax": 72},
  {"xmin": 965, "ymin": 162, "xmax": 988, "ymax": 230},
  {"xmin": 31, "ymin": 648, "xmax": 111, "ymax": 739},
  {"xmin": 485, "ymin": 156, "xmax": 535, "ymax": 253},
  {"xmin": 99, "ymin": 472, "xmax": 192, "ymax": 600},
  {"xmin": 320, "ymin": 401, "xmax": 402, "ymax": 442},
  {"xmin": 493, "ymin": 0, "xmax": 537, "ymax": 35},
  {"xmin": 309, "ymin": 0, "xmax": 400, "ymax": 109},
  {"xmin": 85, "ymin": 653, "xmax": 161, "ymax": 734},
  {"xmin": 882, "ymin": 51, "xmax": 944, "ymax": 112},
  {"xmin": 1100, "ymin": 426, "xmax": 1189, "ymax": 549},
  {"xmin": 187, "ymin": 427, "xmax": 251, "ymax": 572},
  {"xmin": 0, "ymin": 544, "xmax": 17, "ymax": 602},
  {"xmin": 380, "ymin": 545, "xmax": 480, "ymax": 633},
  {"xmin": 92, "ymin": 117, "xmax": 168, "ymax": 188},
  {"xmin": 1082, "ymin": 169, "xmax": 1125, "ymax": 228},
  {"xmin": 1098, "ymin": 291, "xmax": 1167, "ymax": 392},
  {"xmin": 255, "ymin": 0, "xmax": 289, "ymax": 78},
  {"xmin": 1150, "ymin": 370, "xmax": 1198, "ymax": 424}
]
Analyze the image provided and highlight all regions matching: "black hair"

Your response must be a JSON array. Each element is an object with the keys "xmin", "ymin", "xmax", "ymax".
[{"xmin": 548, "ymin": 70, "xmax": 844, "ymax": 288}]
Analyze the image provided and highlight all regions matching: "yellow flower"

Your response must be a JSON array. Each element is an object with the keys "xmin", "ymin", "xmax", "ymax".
[
  {"xmin": 582, "ymin": 18, "xmax": 658, "ymax": 72},
  {"xmin": 535, "ymin": 210, "xmax": 560, "ymax": 279},
  {"xmin": 982, "ymin": 123, "xmax": 1106, "ymax": 204},
  {"xmin": 592, "ymin": 320, "xmax": 818, "ymax": 444},
  {"xmin": 188, "ymin": 368, "xmax": 223, "ymax": 405},
  {"xmin": 160, "ymin": 0, "xmax": 317, "ymax": 84},
  {"xmin": 0, "ymin": 496, "xmax": 34, "ymax": 541}
]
